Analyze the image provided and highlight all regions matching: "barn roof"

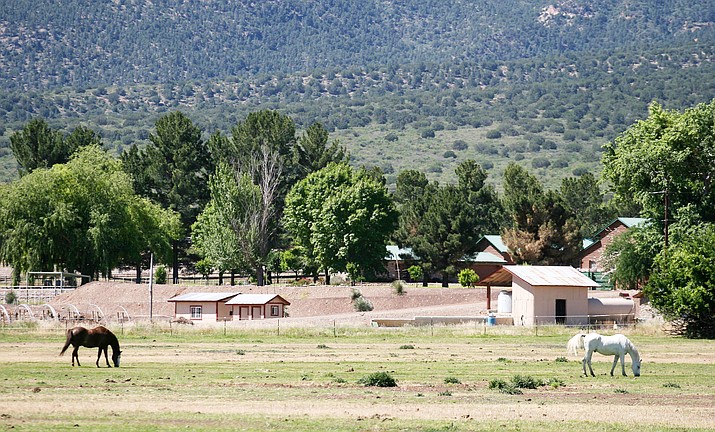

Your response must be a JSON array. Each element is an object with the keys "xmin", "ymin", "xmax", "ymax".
[
  {"xmin": 476, "ymin": 235, "xmax": 509, "ymax": 253},
  {"xmin": 168, "ymin": 292, "xmax": 240, "ymax": 302},
  {"xmin": 386, "ymin": 245, "xmax": 417, "ymax": 261},
  {"xmin": 462, "ymin": 251, "xmax": 507, "ymax": 264},
  {"xmin": 481, "ymin": 266, "xmax": 599, "ymax": 288},
  {"xmin": 225, "ymin": 294, "xmax": 290, "ymax": 306}
]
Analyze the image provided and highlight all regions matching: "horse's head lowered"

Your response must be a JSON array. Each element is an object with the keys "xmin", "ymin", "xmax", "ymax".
[
  {"xmin": 632, "ymin": 357, "xmax": 641, "ymax": 377},
  {"xmin": 112, "ymin": 350, "xmax": 122, "ymax": 367}
]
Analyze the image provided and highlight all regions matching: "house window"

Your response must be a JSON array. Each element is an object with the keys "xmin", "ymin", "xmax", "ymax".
[
  {"xmin": 190, "ymin": 305, "xmax": 202, "ymax": 319},
  {"xmin": 270, "ymin": 305, "xmax": 280, "ymax": 317}
]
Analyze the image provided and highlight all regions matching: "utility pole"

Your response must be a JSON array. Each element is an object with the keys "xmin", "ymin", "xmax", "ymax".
[{"xmin": 149, "ymin": 252, "xmax": 154, "ymax": 323}]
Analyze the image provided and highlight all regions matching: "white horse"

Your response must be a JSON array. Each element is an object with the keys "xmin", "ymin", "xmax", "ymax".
[{"xmin": 567, "ymin": 332, "xmax": 641, "ymax": 377}]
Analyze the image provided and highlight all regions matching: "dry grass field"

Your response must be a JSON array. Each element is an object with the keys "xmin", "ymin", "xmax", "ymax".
[{"xmin": 0, "ymin": 323, "xmax": 713, "ymax": 431}]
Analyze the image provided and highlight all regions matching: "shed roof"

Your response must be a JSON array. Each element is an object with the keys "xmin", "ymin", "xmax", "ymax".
[
  {"xmin": 481, "ymin": 266, "xmax": 599, "ymax": 288},
  {"xmin": 226, "ymin": 294, "xmax": 290, "ymax": 306},
  {"xmin": 168, "ymin": 292, "xmax": 240, "ymax": 302}
]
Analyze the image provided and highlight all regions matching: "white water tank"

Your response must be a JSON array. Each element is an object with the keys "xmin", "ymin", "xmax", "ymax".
[
  {"xmin": 587, "ymin": 297, "xmax": 635, "ymax": 323},
  {"xmin": 497, "ymin": 290, "xmax": 512, "ymax": 314}
]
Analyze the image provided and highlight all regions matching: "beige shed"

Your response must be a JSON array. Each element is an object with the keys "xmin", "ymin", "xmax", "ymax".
[{"xmin": 481, "ymin": 266, "xmax": 599, "ymax": 327}]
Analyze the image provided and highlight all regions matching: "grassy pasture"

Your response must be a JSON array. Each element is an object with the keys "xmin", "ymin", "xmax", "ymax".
[{"xmin": 0, "ymin": 324, "xmax": 713, "ymax": 431}]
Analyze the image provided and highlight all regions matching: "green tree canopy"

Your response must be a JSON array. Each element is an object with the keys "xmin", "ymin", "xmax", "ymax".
[
  {"xmin": 560, "ymin": 172, "xmax": 615, "ymax": 238},
  {"xmin": 283, "ymin": 162, "xmax": 398, "ymax": 282},
  {"xmin": 295, "ymin": 122, "xmax": 349, "ymax": 176},
  {"xmin": 122, "ymin": 111, "xmax": 213, "ymax": 282},
  {"xmin": 395, "ymin": 160, "xmax": 503, "ymax": 286},
  {"xmin": 502, "ymin": 163, "xmax": 581, "ymax": 265},
  {"xmin": 0, "ymin": 146, "xmax": 180, "ymax": 279},
  {"xmin": 10, "ymin": 119, "xmax": 99, "ymax": 176},
  {"xmin": 645, "ymin": 220, "xmax": 715, "ymax": 338},
  {"xmin": 600, "ymin": 223, "xmax": 662, "ymax": 290},
  {"xmin": 602, "ymin": 100, "xmax": 715, "ymax": 225}
]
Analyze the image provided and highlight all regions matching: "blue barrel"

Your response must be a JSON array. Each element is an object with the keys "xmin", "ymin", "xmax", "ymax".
[{"xmin": 487, "ymin": 315, "xmax": 496, "ymax": 326}]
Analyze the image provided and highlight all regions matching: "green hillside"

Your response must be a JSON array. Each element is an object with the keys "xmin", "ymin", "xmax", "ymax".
[{"xmin": 1, "ymin": 0, "xmax": 713, "ymax": 186}]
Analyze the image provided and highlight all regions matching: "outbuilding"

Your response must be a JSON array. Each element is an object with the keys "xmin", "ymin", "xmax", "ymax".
[
  {"xmin": 168, "ymin": 292, "xmax": 239, "ymax": 322},
  {"xmin": 225, "ymin": 294, "xmax": 290, "ymax": 320},
  {"xmin": 481, "ymin": 266, "xmax": 600, "ymax": 327}
]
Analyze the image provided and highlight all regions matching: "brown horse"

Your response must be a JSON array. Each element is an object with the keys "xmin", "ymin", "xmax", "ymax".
[{"xmin": 59, "ymin": 326, "xmax": 121, "ymax": 367}]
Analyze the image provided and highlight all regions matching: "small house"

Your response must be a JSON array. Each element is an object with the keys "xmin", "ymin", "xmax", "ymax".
[
  {"xmin": 384, "ymin": 245, "xmax": 417, "ymax": 281},
  {"xmin": 481, "ymin": 266, "xmax": 600, "ymax": 327},
  {"xmin": 580, "ymin": 217, "xmax": 649, "ymax": 275},
  {"xmin": 225, "ymin": 294, "xmax": 290, "ymax": 320},
  {"xmin": 168, "ymin": 292, "xmax": 240, "ymax": 322}
]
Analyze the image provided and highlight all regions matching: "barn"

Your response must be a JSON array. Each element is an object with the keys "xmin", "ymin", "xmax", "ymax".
[
  {"xmin": 481, "ymin": 266, "xmax": 600, "ymax": 327},
  {"xmin": 225, "ymin": 294, "xmax": 290, "ymax": 320},
  {"xmin": 168, "ymin": 292, "xmax": 239, "ymax": 322}
]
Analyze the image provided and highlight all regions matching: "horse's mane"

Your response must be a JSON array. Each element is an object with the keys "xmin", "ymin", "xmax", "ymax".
[{"xmin": 625, "ymin": 337, "xmax": 640, "ymax": 361}]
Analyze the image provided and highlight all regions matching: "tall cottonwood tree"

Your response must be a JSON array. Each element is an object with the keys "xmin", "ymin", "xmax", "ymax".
[
  {"xmin": 283, "ymin": 162, "xmax": 398, "ymax": 283},
  {"xmin": 602, "ymin": 100, "xmax": 715, "ymax": 226},
  {"xmin": 203, "ymin": 110, "xmax": 294, "ymax": 285},
  {"xmin": 122, "ymin": 111, "xmax": 212, "ymax": 283}
]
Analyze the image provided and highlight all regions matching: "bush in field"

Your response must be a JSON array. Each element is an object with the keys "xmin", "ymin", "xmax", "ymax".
[
  {"xmin": 488, "ymin": 379, "xmax": 522, "ymax": 395},
  {"xmin": 512, "ymin": 374, "xmax": 544, "ymax": 389},
  {"xmin": 358, "ymin": 372, "xmax": 397, "ymax": 387},
  {"xmin": 444, "ymin": 376, "xmax": 461, "ymax": 384}
]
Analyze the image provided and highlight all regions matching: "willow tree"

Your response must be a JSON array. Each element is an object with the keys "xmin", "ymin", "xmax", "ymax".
[{"xmin": 0, "ymin": 146, "xmax": 180, "ymax": 280}]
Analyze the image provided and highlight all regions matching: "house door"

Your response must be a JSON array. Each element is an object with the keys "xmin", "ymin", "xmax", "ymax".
[
  {"xmin": 239, "ymin": 306, "xmax": 249, "ymax": 320},
  {"xmin": 251, "ymin": 306, "xmax": 262, "ymax": 320},
  {"xmin": 555, "ymin": 299, "xmax": 566, "ymax": 325}
]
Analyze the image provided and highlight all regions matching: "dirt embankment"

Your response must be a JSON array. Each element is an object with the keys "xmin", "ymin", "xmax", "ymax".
[{"xmin": 48, "ymin": 281, "xmax": 490, "ymax": 325}]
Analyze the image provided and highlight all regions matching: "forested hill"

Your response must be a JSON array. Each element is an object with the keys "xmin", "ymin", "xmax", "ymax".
[
  {"xmin": 2, "ymin": 0, "xmax": 713, "ymax": 90},
  {"xmin": 0, "ymin": 0, "xmax": 714, "ymax": 187}
]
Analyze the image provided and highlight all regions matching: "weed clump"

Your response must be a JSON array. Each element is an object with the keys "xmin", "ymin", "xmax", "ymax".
[
  {"xmin": 357, "ymin": 372, "xmax": 397, "ymax": 387},
  {"xmin": 391, "ymin": 280, "xmax": 406, "ymax": 295},
  {"xmin": 511, "ymin": 374, "xmax": 543, "ymax": 389},
  {"xmin": 444, "ymin": 376, "xmax": 461, "ymax": 384},
  {"xmin": 488, "ymin": 374, "xmax": 563, "ymax": 394},
  {"xmin": 488, "ymin": 379, "xmax": 523, "ymax": 395},
  {"xmin": 399, "ymin": 344, "xmax": 415, "ymax": 350}
]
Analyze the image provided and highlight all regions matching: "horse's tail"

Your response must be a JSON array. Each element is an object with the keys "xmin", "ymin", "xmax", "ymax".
[
  {"xmin": 567, "ymin": 333, "xmax": 585, "ymax": 356},
  {"xmin": 59, "ymin": 329, "xmax": 73, "ymax": 356}
]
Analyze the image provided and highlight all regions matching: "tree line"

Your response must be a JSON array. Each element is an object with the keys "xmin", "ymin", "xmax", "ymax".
[{"xmin": 2, "ymin": 100, "xmax": 714, "ymax": 337}]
